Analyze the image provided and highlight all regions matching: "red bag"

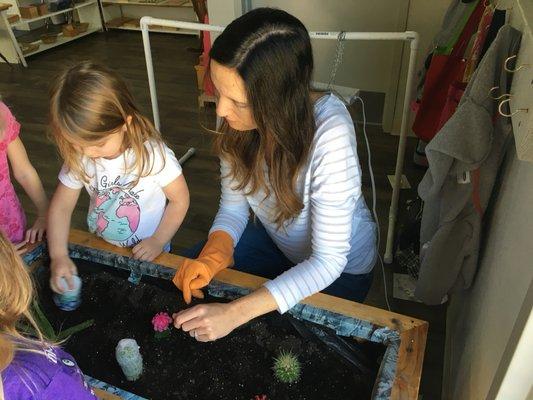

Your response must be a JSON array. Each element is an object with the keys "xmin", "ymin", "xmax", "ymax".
[
  {"xmin": 436, "ymin": 81, "xmax": 467, "ymax": 133},
  {"xmin": 412, "ymin": 1, "xmax": 485, "ymax": 142}
]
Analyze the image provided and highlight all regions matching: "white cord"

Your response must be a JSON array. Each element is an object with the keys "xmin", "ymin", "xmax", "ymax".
[
  {"xmin": 324, "ymin": 27, "xmax": 392, "ymax": 310},
  {"xmin": 348, "ymin": 94, "xmax": 392, "ymax": 312}
]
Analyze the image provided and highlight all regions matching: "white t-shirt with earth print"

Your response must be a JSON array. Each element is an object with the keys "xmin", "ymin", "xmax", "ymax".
[{"xmin": 59, "ymin": 141, "xmax": 182, "ymax": 248}]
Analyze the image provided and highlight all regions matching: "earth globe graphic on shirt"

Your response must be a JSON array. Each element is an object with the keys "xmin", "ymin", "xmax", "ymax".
[{"xmin": 87, "ymin": 186, "xmax": 141, "ymax": 242}]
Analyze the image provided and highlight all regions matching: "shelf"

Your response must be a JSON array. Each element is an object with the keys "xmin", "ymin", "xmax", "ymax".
[
  {"xmin": 11, "ymin": 0, "xmax": 97, "ymax": 27},
  {"xmin": 105, "ymin": 17, "xmax": 197, "ymax": 35},
  {"xmin": 102, "ymin": 0, "xmax": 191, "ymax": 6},
  {"xmin": 16, "ymin": 23, "xmax": 62, "ymax": 43},
  {"xmin": 22, "ymin": 26, "xmax": 99, "ymax": 56}
]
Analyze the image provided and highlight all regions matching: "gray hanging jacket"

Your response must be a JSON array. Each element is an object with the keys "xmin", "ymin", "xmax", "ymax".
[{"xmin": 415, "ymin": 25, "xmax": 522, "ymax": 305}]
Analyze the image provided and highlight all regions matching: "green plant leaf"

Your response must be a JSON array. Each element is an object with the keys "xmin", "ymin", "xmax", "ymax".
[
  {"xmin": 16, "ymin": 320, "xmax": 37, "ymax": 337},
  {"xmin": 154, "ymin": 329, "xmax": 171, "ymax": 340},
  {"xmin": 57, "ymin": 319, "xmax": 95, "ymax": 341},
  {"xmin": 31, "ymin": 301, "xmax": 57, "ymax": 340}
]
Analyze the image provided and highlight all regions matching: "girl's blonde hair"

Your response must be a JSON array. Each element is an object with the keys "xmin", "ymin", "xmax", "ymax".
[
  {"xmin": 0, "ymin": 230, "xmax": 45, "ymax": 399},
  {"xmin": 49, "ymin": 61, "xmax": 165, "ymax": 186}
]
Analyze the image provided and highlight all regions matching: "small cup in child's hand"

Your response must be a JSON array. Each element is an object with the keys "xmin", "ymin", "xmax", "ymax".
[{"xmin": 53, "ymin": 275, "xmax": 82, "ymax": 311}]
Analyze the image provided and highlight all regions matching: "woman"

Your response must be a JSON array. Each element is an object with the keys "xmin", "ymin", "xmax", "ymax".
[
  {"xmin": 173, "ymin": 7, "xmax": 377, "ymax": 342},
  {"xmin": 0, "ymin": 230, "xmax": 96, "ymax": 399}
]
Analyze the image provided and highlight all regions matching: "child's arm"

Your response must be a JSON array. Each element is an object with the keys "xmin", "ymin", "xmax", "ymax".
[
  {"xmin": 132, "ymin": 174, "xmax": 190, "ymax": 261},
  {"xmin": 7, "ymin": 137, "xmax": 49, "ymax": 243},
  {"xmin": 48, "ymin": 182, "xmax": 81, "ymax": 293}
]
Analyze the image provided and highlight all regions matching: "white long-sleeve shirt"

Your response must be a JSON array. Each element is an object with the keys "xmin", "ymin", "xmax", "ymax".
[{"xmin": 211, "ymin": 94, "xmax": 377, "ymax": 313}]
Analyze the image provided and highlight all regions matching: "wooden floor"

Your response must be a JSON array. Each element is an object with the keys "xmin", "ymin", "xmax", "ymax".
[{"xmin": 0, "ymin": 31, "xmax": 445, "ymax": 399}]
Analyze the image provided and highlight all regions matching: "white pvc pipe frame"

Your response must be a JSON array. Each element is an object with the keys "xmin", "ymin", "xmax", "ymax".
[{"xmin": 140, "ymin": 16, "xmax": 419, "ymax": 264}]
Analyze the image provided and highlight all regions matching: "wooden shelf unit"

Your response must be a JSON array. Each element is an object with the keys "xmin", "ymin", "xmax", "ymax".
[
  {"xmin": 102, "ymin": 0, "xmax": 191, "ymax": 7},
  {"xmin": 0, "ymin": 0, "xmax": 102, "ymax": 66},
  {"xmin": 105, "ymin": 15, "xmax": 195, "ymax": 35},
  {"xmin": 11, "ymin": 0, "xmax": 96, "ymax": 27},
  {"xmin": 22, "ymin": 26, "xmax": 99, "ymax": 56},
  {"xmin": 101, "ymin": 0, "xmax": 198, "ymax": 36}
]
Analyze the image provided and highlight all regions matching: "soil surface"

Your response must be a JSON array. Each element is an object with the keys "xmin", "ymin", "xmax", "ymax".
[{"xmin": 34, "ymin": 258, "xmax": 384, "ymax": 400}]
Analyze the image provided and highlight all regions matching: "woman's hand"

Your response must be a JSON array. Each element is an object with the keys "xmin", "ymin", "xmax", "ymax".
[
  {"xmin": 173, "ymin": 302, "xmax": 243, "ymax": 342},
  {"xmin": 132, "ymin": 236, "xmax": 165, "ymax": 261},
  {"xmin": 26, "ymin": 215, "xmax": 46, "ymax": 244},
  {"xmin": 173, "ymin": 287, "xmax": 279, "ymax": 342},
  {"xmin": 173, "ymin": 231, "xmax": 234, "ymax": 304},
  {"xmin": 50, "ymin": 255, "xmax": 78, "ymax": 293}
]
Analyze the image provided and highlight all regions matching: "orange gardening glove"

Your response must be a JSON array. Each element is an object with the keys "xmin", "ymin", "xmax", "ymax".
[{"xmin": 173, "ymin": 231, "xmax": 234, "ymax": 304}]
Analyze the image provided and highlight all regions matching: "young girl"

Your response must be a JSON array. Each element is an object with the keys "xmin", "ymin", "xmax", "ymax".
[
  {"xmin": 0, "ymin": 230, "xmax": 96, "ymax": 399},
  {"xmin": 47, "ymin": 62, "xmax": 189, "ymax": 293},
  {"xmin": 0, "ymin": 99, "xmax": 48, "ymax": 253}
]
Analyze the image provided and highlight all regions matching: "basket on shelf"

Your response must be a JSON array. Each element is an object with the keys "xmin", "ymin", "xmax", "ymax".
[
  {"xmin": 41, "ymin": 33, "xmax": 58, "ymax": 44},
  {"xmin": 37, "ymin": 3, "xmax": 48, "ymax": 15},
  {"xmin": 20, "ymin": 42, "xmax": 40, "ymax": 54},
  {"xmin": 62, "ymin": 23, "xmax": 79, "ymax": 37},
  {"xmin": 7, "ymin": 14, "xmax": 20, "ymax": 24},
  {"xmin": 76, "ymin": 22, "xmax": 89, "ymax": 33},
  {"xmin": 19, "ymin": 5, "xmax": 39, "ymax": 19},
  {"xmin": 62, "ymin": 22, "xmax": 89, "ymax": 37}
]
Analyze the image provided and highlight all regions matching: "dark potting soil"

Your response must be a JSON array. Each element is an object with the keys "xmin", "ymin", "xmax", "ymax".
[{"xmin": 34, "ymin": 258, "xmax": 385, "ymax": 400}]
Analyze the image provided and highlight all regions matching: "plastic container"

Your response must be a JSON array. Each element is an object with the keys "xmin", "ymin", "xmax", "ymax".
[
  {"xmin": 53, "ymin": 275, "xmax": 82, "ymax": 311},
  {"xmin": 116, "ymin": 339, "xmax": 143, "ymax": 381}
]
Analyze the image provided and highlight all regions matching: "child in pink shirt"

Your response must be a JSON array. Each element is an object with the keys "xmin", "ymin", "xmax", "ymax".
[{"xmin": 0, "ymin": 101, "xmax": 48, "ymax": 252}]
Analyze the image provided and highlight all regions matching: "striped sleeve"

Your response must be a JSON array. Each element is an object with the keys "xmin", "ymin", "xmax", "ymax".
[
  {"xmin": 209, "ymin": 158, "xmax": 250, "ymax": 244},
  {"xmin": 264, "ymin": 123, "xmax": 362, "ymax": 313}
]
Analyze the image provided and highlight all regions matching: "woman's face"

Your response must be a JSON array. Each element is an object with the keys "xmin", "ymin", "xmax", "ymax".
[{"xmin": 210, "ymin": 60, "xmax": 257, "ymax": 131}]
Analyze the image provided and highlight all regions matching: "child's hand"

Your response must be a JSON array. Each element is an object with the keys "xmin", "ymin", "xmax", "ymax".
[
  {"xmin": 14, "ymin": 240, "xmax": 28, "ymax": 255},
  {"xmin": 50, "ymin": 255, "xmax": 78, "ymax": 294},
  {"xmin": 26, "ymin": 215, "xmax": 46, "ymax": 244},
  {"xmin": 132, "ymin": 237, "xmax": 165, "ymax": 262}
]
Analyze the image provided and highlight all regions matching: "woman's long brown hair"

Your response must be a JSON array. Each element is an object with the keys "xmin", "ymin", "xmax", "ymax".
[
  {"xmin": 49, "ymin": 62, "xmax": 165, "ymax": 187},
  {"xmin": 210, "ymin": 8, "xmax": 315, "ymax": 228}
]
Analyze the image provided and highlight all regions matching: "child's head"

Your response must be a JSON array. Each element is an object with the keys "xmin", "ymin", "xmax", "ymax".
[
  {"xmin": 49, "ymin": 61, "xmax": 163, "ymax": 183},
  {"xmin": 0, "ymin": 230, "xmax": 42, "ymax": 372}
]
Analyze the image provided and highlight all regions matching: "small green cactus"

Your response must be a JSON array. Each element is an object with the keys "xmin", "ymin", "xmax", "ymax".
[{"xmin": 273, "ymin": 350, "xmax": 301, "ymax": 384}]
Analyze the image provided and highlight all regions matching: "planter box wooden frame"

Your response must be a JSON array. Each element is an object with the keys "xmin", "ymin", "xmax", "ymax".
[{"xmin": 25, "ymin": 229, "xmax": 428, "ymax": 400}]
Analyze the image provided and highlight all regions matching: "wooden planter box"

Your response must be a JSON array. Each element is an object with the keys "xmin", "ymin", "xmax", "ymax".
[
  {"xmin": 19, "ymin": 5, "xmax": 39, "ymax": 19},
  {"xmin": 24, "ymin": 230, "xmax": 428, "ymax": 399}
]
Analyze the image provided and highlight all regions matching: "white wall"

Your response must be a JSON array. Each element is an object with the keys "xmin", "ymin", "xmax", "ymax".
[
  {"xmin": 208, "ymin": 0, "xmax": 450, "ymax": 132},
  {"xmin": 442, "ymin": 146, "xmax": 533, "ymax": 400},
  {"xmin": 251, "ymin": 0, "xmax": 408, "ymax": 94},
  {"xmin": 249, "ymin": 0, "xmax": 449, "ymax": 133},
  {"xmin": 207, "ymin": 0, "xmax": 244, "ymax": 41}
]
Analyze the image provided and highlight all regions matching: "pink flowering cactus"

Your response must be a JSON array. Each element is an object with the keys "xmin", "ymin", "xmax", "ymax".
[
  {"xmin": 253, "ymin": 396, "xmax": 267, "ymax": 400},
  {"xmin": 152, "ymin": 312, "xmax": 172, "ymax": 332}
]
